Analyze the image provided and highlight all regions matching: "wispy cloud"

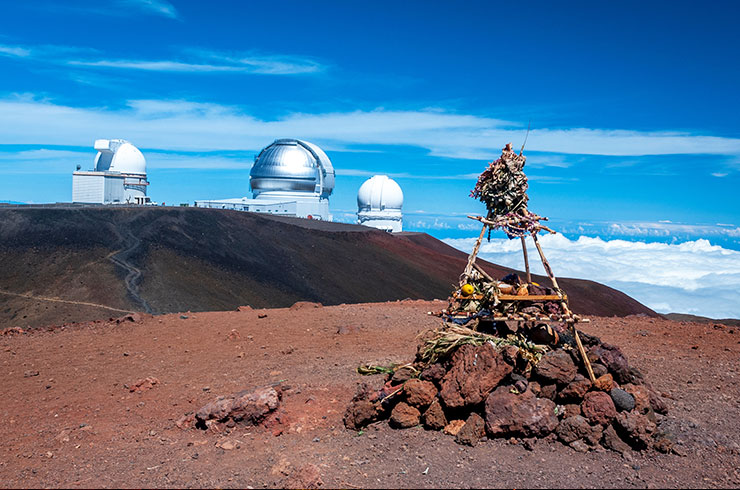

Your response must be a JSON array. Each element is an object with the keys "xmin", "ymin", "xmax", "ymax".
[
  {"xmin": 0, "ymin": 45, "xmax": 31, "ymax": 58},
  {"xmin": 0, "ymin": 40, "xmax": 325, "ymax": 76},
  {"xmin": 119, "ymin": 0, "xmax": 178, "ymax": 19},
  {"xmin": 2, "ymin": 96, "xmax": 739, "ymax": 163}
]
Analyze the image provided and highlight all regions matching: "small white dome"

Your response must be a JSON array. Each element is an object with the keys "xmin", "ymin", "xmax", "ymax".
[
  {"xmin": 357, "ymin": 175, "xmax": 403, "ymax": 211},
  {"xmin": 94, "ymin": 139, "xmax": 146, "ymax": 175}
]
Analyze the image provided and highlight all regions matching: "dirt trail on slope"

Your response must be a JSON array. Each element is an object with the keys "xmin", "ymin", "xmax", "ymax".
[
  {"xmin": 1, "ymin": 300, "xmax": 739, "ymax": 488},
  {"xmin": 107, "ymin": 215, "xmax": 152, "ymax": 314},
  {"xmin": 0, "ymin": 290, "xmax": 131, "ymax": 314}
]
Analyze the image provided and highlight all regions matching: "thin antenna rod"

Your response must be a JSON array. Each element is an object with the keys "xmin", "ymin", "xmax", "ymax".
[{"xmin": 520, "ymin": 120, "xmax": 531, "ymax": 155}]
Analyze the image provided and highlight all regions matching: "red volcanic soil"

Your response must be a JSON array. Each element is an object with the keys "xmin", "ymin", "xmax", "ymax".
[{"xmin": 1, "ymin": 301, "xmax": 739, "ymax": 488}]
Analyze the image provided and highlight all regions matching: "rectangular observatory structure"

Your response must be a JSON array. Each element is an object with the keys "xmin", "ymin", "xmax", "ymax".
[{"xmin": 72, "ymin": 172, "xmax": 125, "ymax": 204}]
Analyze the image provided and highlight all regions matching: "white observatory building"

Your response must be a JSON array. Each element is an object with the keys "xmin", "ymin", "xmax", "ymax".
[
  {"xmin": 357, "ymin": 175, "xmax": 403, "ymax": 232},
  {"xmin": 72, "ymin": 139, "xmax": 151, "ymax": 204},
  {"xmin": 196, "ymin": 139, "xmax": 335, "ymax": 220}
]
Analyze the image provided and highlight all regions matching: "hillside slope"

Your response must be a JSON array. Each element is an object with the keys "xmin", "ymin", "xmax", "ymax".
[{"xmin": 0, "ymin": 206, "xmax": 658, "ymax": 327}]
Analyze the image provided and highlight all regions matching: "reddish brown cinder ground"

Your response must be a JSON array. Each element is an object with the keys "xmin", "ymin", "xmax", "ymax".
[{"xmin": 1, "ymin": 300, "xmax": 739, "ymax": 488}]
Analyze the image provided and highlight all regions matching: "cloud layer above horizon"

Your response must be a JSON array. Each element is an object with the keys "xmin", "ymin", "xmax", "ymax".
[
  {"xmin": 444, "ymin": 234, "xmax": 740, "ymax": 319},
  {"xmin": 2, "ymin": 96, "xmax": 740, "ymax": 164}
]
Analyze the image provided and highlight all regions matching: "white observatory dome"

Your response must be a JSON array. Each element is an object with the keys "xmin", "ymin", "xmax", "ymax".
[
  {"xmin": 93, "ymin": 139, "xmax": 146, "ymax": 175},
  {"xmin": 250, "ymin": 139, "xmax": 335, "ymax": 200},
  {"xmin": 357, "ymin": 175, "xmax": 403, "ymax": 232}
]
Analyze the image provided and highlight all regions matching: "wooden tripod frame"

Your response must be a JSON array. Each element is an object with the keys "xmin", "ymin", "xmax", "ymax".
[{"xmin": 460, "ymin": 216, "xmax": 596, "ymax": 383}]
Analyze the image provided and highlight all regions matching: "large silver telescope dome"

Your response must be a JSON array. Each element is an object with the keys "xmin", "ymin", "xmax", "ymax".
[{"xmin": 250, "ymin": 139, "xmax": 335, "ymax": 198}]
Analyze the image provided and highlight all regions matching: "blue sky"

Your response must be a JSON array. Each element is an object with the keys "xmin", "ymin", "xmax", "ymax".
[{"xmin": 1, "ymin": 1, "xmax": 740, "ymax": 316}]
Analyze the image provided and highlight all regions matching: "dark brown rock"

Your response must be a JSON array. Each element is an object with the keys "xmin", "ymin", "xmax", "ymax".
[
  {"xmin": 419, "ymin": 363, "xmax": 446, "ymax": 385},
  {"xmin": 556, "ymin": 415, "xmax": 603, "ymax": 446},
  {"xmin": 501, "ymin": 345, "xmax": 519, "ymax": 365},
  {"xmin": 390, "ymin": 402, "xmax": 420, "ymax": 429},
  {"xmin": 535, "ymin": 350, "xmax": 577, "ymax": 385},
  {"xmin": 648, "ymin": 387, "xmax": 668, "ymax": 415},
  {"xmin": 602, "ymin": 424, "xmax": 631, "ymax": 454},
  {"xmin": 591, "ymin": 363, "xmax": 608, "ymax": 378},
  {"xmin": 558, "ymin": 374, "xmax": 592, "ymax": 401},
  {"xmin": 403, "ymin": 379, "xmax": 437, "ymax": 408},
  {"xmin": 589, "ymin": 343, "xmax": 630, "ymax": 384},
  {"xmin": 581, "ymin": 391, "xmax": 617, "ymax": 426},
  {"xmin": 538, "ymin": 383, "xmax": 558, "ymax": 400},
  {"xmin": 484, "ymin": 386, "xmax": 558, "ymax": 438},
  {"xmin": 653, "ymin": 429, "xmax": 676, "ymax": 453},
  {"xmin": 391, "ymin": 367, "xmax": 416, "ymax": 385},
  {"xmin": 439, "ymin": 343, "xmax": 512, "ymax": 409},
  {"xmin": 455, "ymin": 412, "xmax": 486, "ymax": 446},
  {"xmin": 528, "ymin": 380, "xmax": 542, "ymax": 397},
  {"xmin": 615, "ymin": 411, "xmax": 656, "ymax": 449},
  {"xmin": 623, "ymin": 383, "xmax": 650, "ymax": 414},
  {"xmin": 343, "ymin": 400, "xmax": 378, "ymax": 430},
  {"xmin": 563, "ymin": 403, "xmax": 582, "ymax": 417},
  {"xmin": 195, "ymin": 386, "xmax": 280, "ymax": 428},
  {"xmin": 422, "ymin": 400, "xmax": 447, "ymax": 430}
]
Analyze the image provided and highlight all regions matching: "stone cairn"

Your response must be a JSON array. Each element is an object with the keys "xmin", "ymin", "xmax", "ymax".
[{"xmin": 344, "ymin": 144, "xmax": 672, "ymax": 453}]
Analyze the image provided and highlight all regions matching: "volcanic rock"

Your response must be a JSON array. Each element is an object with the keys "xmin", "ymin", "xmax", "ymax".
[
  {"xmin": 195, "ymin": 385, "xmax": 280, "ymax": 428},
  {"xmin": 443, "ymin": 419, "xmax": 466, "ymax": 436},
  {"xmin": 622, "ymin": 383, "xmax": 650, "ymax": 414},
  {"xmin": 344, "ymin": 400, "xmax": 378, "ymax": 430},
  {"xmin": 129, "ymin": 376, "xmax": 159, "ymax": 393},
  {"xmin": 558, "ymin": 374, "xmax": 592, "ymax": 401},
  {"xmin": 589, "ymin": 343, "xmax": 630, "ymax": 384},
  {"xmin": 602, "ymin": 424, "xmax": 632, "ymax": 454},
  {"xmin": 535, "ymin": 350, "xmax": 577, "ymax": 385},
  {"xmin": 484, "ymin": 386, "xmax": 558, "ymax": 438},
  {"xmin": 439, "ymin": 343, "xmax": 512, "ymax": 409},
  {"xmin": 556, "ymin": 415, "xmax": 603, "ymax": 446},
  {"xmin": 615, "ymin": 411, "xmax": 656, "ymax": 449},
  {"xmin": 390, "ymin": 402, "xmax": 420, "ymax": 429},
  {"xmin": 653, "ymin": 429, "xmax": 676, "ymax": 453},
  {"xmin": 455, "ymin": 412, "xmax": 486, "ymax": 446},
  {"xmin": 419, "ymin": 363, "xmax": 446, "ymax": 385},
  {"xmin": 403, "ymin": 379, "xmax": 437, "ymax": 408},
  {"xmin": 538, "ymin": 383, "xmax": 558, "ymax": 400},
  {"xmin": 591, "ymin": 363, "xmax": 608, "ymax": 378},
  {"xmin": 610, "ymin": 388, "xmax": 636, "ymax": 412},
  {"xmin": 593, "ymin": 373, "xmax": 614, "ymax": 392},
  {"xmin": 648, "ymin": 387, "xmax": 668, "ymax": 415},
  {"xmin": 581, "ymin": 391, "xmax": 617, "ymax": 426},
  {"xmin": 422, "ymin": 400, "xmax": 447, "ymax": 430},
  {"xmin": 391, "ymin": 367, "xmax": 416, "ymax": 385}
]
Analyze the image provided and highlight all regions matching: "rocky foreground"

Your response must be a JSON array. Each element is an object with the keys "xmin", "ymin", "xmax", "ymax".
[{"xmin": 1, "ymin": 300, "xmax": 739, "ymax": 488}]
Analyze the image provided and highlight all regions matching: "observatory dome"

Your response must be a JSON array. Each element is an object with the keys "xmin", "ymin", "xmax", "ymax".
[
  {"xmin": 357, "ymin": 175, "xmax": 403, "ymax": 211},
  {"xmin": 93, "ymin": 139, "xmax": 146, "ymax": 175},
  {"xmin": 250, "ymin": 139, "xmax": 335, "ymax": 199},
  {"xmin": 357, "ymin": 175, "xmax": 403, "ymax": 232}
]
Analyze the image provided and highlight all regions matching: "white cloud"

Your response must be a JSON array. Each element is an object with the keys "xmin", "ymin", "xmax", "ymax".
[
  {"xmin": 0, "ymin": 45, "xmax": 31, "ymax": 57},
  {"xmin": 2, "ymin": 96, "xmax": 740, "ymax": 162},
  {"xmin": 68, "ymin": 52, "xmax": 324, "ymax": 75},
  {"xmin": 119, "ymin": 0, "xmax": 178, "ymax": 19},
  {"xmin": 444, "ymin": 234, "xmax": 740, "ymax": 319}
]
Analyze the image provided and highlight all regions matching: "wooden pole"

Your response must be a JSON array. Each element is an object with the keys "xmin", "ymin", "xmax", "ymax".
[
  {"xmin": 573, "ymin": 327, "xmax": 596, "ymax": 383},
  {"xmin": 531, "ymin": 232, "xmax": 559, "ymax": 290},
  {"xmin": 462, "ymin": 224, "xmax": 487, "ymax": 285},
  {"xmin": 520, "ymin": 236, "xmax": 531, "ymax": 284}
]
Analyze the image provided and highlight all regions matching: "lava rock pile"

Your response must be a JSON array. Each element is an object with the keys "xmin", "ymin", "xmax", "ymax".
[{"xmin": 345, "ymin": 328, "xmax": 671, "ymax": 453}]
